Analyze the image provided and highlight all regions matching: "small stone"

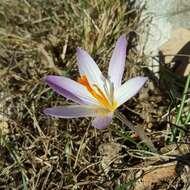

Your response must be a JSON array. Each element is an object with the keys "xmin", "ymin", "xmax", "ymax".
[{"xmin": 159, "ymin": 28, "xmax": 190, "ymax": 76}]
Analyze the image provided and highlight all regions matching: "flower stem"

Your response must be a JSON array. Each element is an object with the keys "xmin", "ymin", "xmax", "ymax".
[{"xmin": 115, "ymin": 111, "xmax": 157, "ymax": 152}]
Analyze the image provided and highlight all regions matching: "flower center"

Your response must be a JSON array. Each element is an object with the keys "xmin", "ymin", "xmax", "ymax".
[{"xmin": 78, "ymin": 75, "xmax": 117, "ymax": 111}]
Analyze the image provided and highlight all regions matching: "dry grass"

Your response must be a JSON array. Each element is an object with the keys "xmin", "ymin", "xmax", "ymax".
[{"xmin": 0, "ymin": 0, "xmax": 190, "ymax": 189}]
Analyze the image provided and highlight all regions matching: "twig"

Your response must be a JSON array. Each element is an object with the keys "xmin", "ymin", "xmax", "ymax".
[{"xmin": 115, "ymin": 111, "xmax": 157, "ymax": 152}]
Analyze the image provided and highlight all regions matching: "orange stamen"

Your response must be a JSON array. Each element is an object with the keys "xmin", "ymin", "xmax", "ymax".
[{"xmin": 78, "ymin": 75, "xmax": 115, "ymax": 111}]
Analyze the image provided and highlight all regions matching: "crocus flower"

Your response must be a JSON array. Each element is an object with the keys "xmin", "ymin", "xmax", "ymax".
[{"xmin": 44, "ymin": 35, "xmax": 148, "ymax": 129}]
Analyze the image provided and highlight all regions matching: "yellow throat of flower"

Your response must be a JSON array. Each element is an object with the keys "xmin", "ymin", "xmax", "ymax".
[{"xmin": 78, "ymin": 75, "xmax": 117, "ymax": 112}]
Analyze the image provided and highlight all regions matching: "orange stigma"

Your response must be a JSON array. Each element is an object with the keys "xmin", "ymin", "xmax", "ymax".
[{"xmin": 78, "ymin": 75, "xmax": 116, "ymax": 111}]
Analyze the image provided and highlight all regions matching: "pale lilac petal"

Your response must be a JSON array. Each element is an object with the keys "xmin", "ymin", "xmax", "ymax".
[
  {"xmin": 92, "ymin": 114, "xmax": 113, "ymax": 129},
  {"xmin": 44, "ymin": 75, "xmax": 98, "ymax": 105},
  {"xmin": 44, "ymin": 105, "xmax": 99, "ymax": 118},
  {"xmin": 77, "ymin": 48, "xmax": 105, "ymax": 90},
  {"xmin": 108, "ymin": 34, "xmax": 127, "ymax": 88},
  {"xmin": 115, "ymin": 77, "xmax": 148, "ymax": 106}
]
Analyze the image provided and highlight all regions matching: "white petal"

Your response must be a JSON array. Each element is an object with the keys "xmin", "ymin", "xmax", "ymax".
[
  {"xmin": 92, "ymin": 114, "xmax": 113, "ymax": 129},
  {"xmin": 77, "ymin": 48, "xmax": 105, "ymax": 90},
  {"xmin": 44, "ymin": 105, "xmax": 99, "ymax": 118},
  {"xmin": 115, "ymin": 77, "xmax": 148, "ymax": 106},
  {"xmin": 44, "ymin": 75, "xmax": 99, "ymax": 105},
  {"xmin": 108, "ymin": 35, "xmax": 127, "ymax": 88}
]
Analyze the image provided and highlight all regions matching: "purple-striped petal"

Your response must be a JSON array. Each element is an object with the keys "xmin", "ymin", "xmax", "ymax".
[
  {"xmin": 115, "ymin": 76, "xmax": 148, "ymax": 107},
  {"xmin": 44, "ymin": 75, "xmax": 98, "ymax": 105},
  {"xmin": 44, "ymin": 105, "xmax": 99, "ymax": 118},
  {"xmin": 108, "ymin": 35, "xmax": 127, "ymax": 88},
  {"xmin": 76, "ymin": 48, "xmax": 105, "ymax": 90},
  {"xmin": 92, "ymin": 114, "xmax": 113, "ymax": 129}
]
